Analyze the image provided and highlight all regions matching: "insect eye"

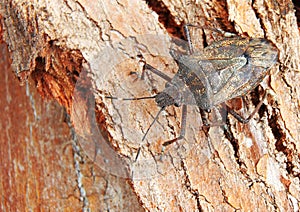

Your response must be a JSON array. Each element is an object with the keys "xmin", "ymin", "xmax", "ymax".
[{"xmin": 174, "ymin": 102, "xmax": 180, "ymax": 107}]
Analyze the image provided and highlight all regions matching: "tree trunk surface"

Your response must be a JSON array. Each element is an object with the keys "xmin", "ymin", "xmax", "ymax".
[{"xmin": 1, "ymin": 0, "xmax": 300, "ymax": 211}]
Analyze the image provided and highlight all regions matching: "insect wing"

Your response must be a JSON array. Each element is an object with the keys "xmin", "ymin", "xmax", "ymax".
[
  {"xmin": 171, "ymin": 36, "xmax": 251, "ymax": 109},
  {"xmin": 202, "ymin": 37, "xmax": 250, "ymax": 59},
  {"xmin": 246, "ymin": 38, "xmax": 278, "ymax": 69},
  {"xmin": 196, "ymin": 36, "xmax": 250, "ymax": 96},
  {"xmin": 212, "ymin": 38, "xmax": 278, "ymax": 104},
  {"xmin": 200, "ymin": 56, "xmax": 248, "ymax": 94}
]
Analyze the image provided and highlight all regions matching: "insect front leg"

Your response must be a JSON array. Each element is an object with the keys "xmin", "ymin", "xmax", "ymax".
[{"xmin": 143, "ymin": 63, "xmax": 172, "ymax": 82}]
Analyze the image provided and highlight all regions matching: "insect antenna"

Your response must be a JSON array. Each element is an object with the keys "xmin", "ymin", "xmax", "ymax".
[
  {"xmin": 105, "ymin": 95, "xmax": 156, "ymax": 101},
  {"xmin": 104, "ymin": 93, "xmax": 163, "ymax": 162},
  {"xmin": 105, "ymin": 94, "xmax": 164, "ymax": 141},
  {"xmin": 142, "ymin": 107, "xmax": 165, "ymax": 141}
]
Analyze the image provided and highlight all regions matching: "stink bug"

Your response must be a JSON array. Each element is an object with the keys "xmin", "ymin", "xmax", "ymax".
[{"xmin": 105, "ymin": 24, "xmax": 278, "ymax": 147}]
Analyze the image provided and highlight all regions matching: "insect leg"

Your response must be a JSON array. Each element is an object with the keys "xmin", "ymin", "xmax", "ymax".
[
  {"xmin": 184, "ymin": 23, "xmax": 237, "ymax": 54},
  {"xmin": 227, "ymin": 90, "xmax": 267, "ymax": 124},
  {"xmin": 143, "ymin": 64, "xmax": 172, "ymax": 82},
  {"xmin": 184, "ymin": 24, "xmax": 237, "ymax": 39},
  {"xmin": 183, "ymin": 24, "xmax": 194, "ymax": 55},
  {"xmin": 162, "ymin": 104, "xmax": 187, "ymax": 146}
]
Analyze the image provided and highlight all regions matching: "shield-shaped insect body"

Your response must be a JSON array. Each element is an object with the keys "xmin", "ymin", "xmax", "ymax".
[
  {"xmin": 106, "ymin": 25, "xmax": 278, "ymax": 146},
  {"xmin": 169, "ymin": 37, "xmax": 278, "ymax": 111}
]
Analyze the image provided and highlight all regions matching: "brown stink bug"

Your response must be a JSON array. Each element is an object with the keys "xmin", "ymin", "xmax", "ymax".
[{"xmin": 106, "ymin": 24, "xmax": 278, "ymax": 147}]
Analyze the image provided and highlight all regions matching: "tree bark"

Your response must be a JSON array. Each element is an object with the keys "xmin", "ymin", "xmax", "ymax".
[{"xmin": 1, "ymin": 0, "xmax": 300, "ymax": 211}]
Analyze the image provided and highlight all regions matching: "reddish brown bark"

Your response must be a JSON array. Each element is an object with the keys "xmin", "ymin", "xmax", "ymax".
[{"xmin": 1, "ymin": 0, "xmax": 299, "ymax": 211}]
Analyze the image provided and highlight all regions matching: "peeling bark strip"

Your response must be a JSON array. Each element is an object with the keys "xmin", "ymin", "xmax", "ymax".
[
  {"xmin": 1, "ymin": 0, "xmax": 300, "ymax": 211},
  {"xmin": 30, "ymin": 45, "xmax": 83, "ymax": 111},
  {"xmin": 1, "ymin": 1, "xmax": 84, "ymax": 111}
]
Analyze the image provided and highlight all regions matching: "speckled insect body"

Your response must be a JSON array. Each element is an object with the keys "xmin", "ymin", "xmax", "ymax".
[
  {"xmin": 162, "ymin": 36, "xmax": 278, "ymax": 111},
  {"xmin": 108, "ymin": 25, "xmax": 278, "ymax": 144}
]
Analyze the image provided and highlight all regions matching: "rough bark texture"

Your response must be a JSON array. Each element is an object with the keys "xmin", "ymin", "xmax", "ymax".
[{"xmin": 1, "ymin": 0, "xmax": 300, "ymax": 211}]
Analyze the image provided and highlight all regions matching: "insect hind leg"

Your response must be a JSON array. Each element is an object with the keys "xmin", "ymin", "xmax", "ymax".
[
  {"xmin": 198, "ymin": 106, "xmax": 229, "ymax": 137},
  {"xmin": 226, "ymin": 90, "xmax": 267, "ymax": 124}
]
